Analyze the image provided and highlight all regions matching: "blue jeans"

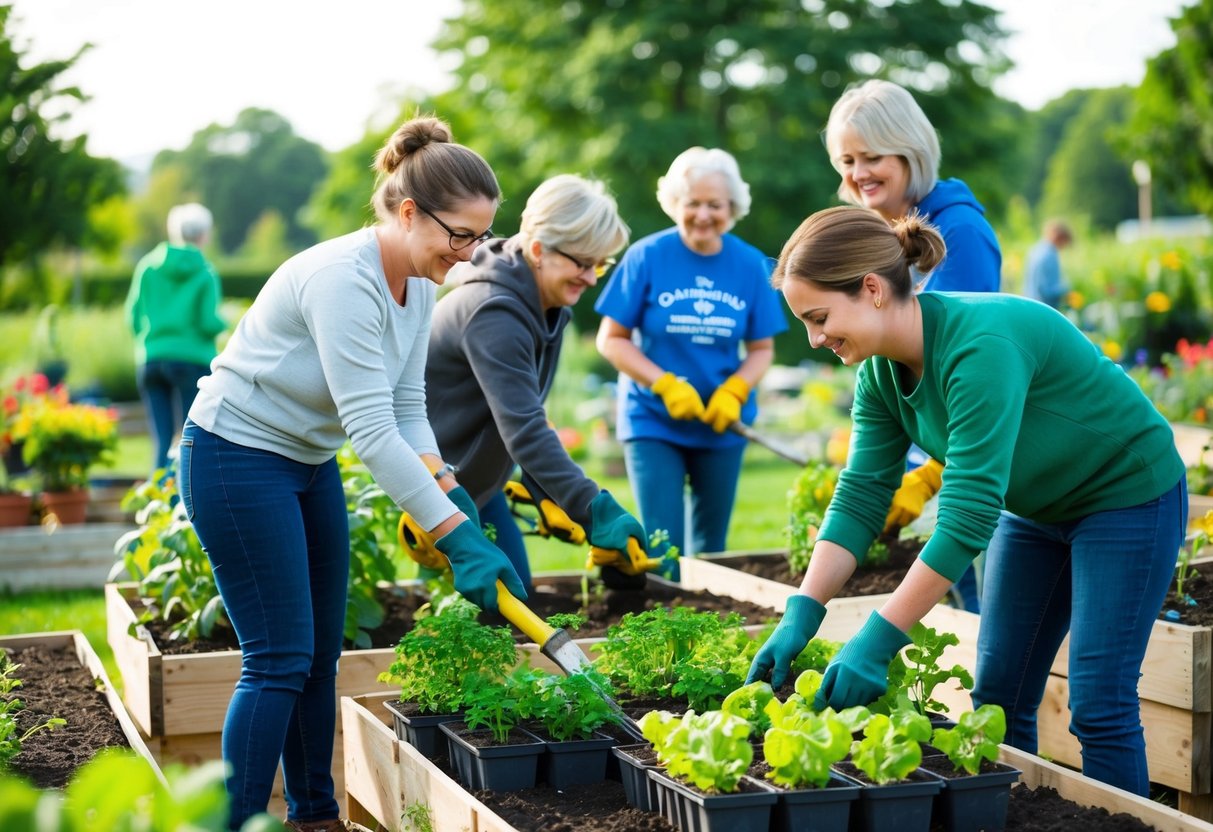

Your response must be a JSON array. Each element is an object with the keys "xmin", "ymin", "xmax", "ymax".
[
  {"xmin": 138, "ymin": 360, "xmax": 210, "ymax": 473},
  {"xmin": 480, "ymin": 490, "xmax": 533, "ymax": 591},
  {"xmin": 623, "ymin": 438, "xmax": 745, "ymax": 558},
  {"xmin": 971, "ymin": 478, "xmax": 1186, "ymax": 796},
  {"xmin": 179, "ymin": 422, "xmax": 347, "ymax": 829}
]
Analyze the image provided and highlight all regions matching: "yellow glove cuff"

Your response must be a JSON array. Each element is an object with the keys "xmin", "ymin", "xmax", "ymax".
[
  {"xmin": 911, "ymin": 458, "xmax": 944, "ymax": 493},
  {"xmin": 651, "ymin": 372, "xmax": 677, "ymax": 395},
  {"xmin": 719, "ymin": 374, "xmax": 751, "ymax": 403}
]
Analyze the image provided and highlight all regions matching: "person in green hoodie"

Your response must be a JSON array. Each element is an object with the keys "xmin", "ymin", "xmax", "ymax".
[{"xmin": 125, "ymin": 203, "xmax": 226, "ymax": 474}]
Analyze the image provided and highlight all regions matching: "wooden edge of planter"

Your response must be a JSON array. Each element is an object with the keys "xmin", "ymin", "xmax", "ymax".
[
  {"xmin": 1000, "ymin": 743, "xmax": 1213, "ymax": 832},
  {"xmin": 679, "ymin": 552, "xmax": 794, "ymax": 612},
  {"xmin": 0, "ymin": 629, "xmax": 165, "ymax": 785}
]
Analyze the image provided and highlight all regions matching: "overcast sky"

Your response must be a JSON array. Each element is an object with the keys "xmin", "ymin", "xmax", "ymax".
[{"xmin": 6, "ymin": 0, "xmax": 1189, "ymax": 163}]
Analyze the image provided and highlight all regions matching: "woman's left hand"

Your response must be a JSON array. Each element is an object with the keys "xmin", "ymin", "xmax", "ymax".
[{"xmin": 813, "ymin": 610, "xmax": 910, "ymax": 710}]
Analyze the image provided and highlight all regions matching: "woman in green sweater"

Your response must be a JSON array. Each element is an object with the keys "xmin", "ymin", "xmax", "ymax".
[{"xmin": 747, "ymin": 206, "xmax": 1186, "ymax": 796}]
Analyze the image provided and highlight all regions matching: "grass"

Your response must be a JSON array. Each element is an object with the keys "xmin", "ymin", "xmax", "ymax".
[{"xmin": 0, "ymin": 588, "xmax": 119, "ymax": 693}]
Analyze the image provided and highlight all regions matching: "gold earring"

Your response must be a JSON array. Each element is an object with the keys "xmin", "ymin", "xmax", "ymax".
[{"xmin": 874, "ymin": 297, "xmax": 882, "ymax": 308}]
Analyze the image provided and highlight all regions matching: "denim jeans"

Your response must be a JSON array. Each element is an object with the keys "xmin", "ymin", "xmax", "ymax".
[
  {"xmin": 623, "ymin": 438, "xmax": 745, "ymax": 558},
  {"xmin": 137, "ymin": 360, "xmax": 210, "ymax": 473},
  {"xmin": 179, "ymin": 422, "xmax": 347, "ymax": 829},
  {"xmin": 480, "ymin": 490, "xmax": 533, "ymax": 591},
  {"xmin": 971, "ymin": 477, "xmax": 1186, "ymax": 796}
]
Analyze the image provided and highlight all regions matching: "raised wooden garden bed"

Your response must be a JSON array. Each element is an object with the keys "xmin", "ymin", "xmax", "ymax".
[
  {"xmin": 0, "ymin": 522, "xmax": 134, "ymax": 592},
  {"xmin": 0, "ymin": 629, "xmax": 162, "ymax": 783},
  {"xmin": 341, "ymin": 689, "xmax": 1213, "ymax": 832}
]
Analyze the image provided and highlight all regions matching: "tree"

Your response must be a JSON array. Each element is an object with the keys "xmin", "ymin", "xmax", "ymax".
[
  {"xmin": 0, "ymin": 5, "xmax": 125, "ymax": 279},
  {"xmin": 152, "ymin": 107, "xmax": 329, "ymax": 253}
]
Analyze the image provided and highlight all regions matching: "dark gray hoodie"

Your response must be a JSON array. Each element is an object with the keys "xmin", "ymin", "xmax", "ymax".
[{"xmin": 425, "ymin": 237, "xmax": 600, "ymax": 525}]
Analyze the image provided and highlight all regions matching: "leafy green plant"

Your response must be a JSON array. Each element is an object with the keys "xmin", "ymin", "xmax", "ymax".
[
  {"xmin": 460, "ymin": 666, "xmax": 540, "ymax": 744},
  {"xmin": 721, "ymin": 680, "xmax": 775, "ymax": 738},
  {"xmin": 785, "ymin": 462, "xmax": 839, "ymax": 573},
  {"xmin": 0, "ymin": 654, "xmax": 66, "ymax": 769},
  {"xmin": 546, "ymin": 612, "xmax": 586, "ymax": 632},
  {"xmin": 377, "ymin": 603, "xmax": 517, "ymax": 715},
  {"xmin": 339, "ymin": 445, "xmax": 403, "ymax": 647},
  {"xmin": 931, "ymin": 704, "xmax": 1007, "ymax": 775},
  {"xmin": 849, "ymin": 711, "xmax": 931, "ymax": 784},
  {"xmin": 524, "ymin": 666, "xmax": 620, "ymax": 741},
  {"xmin": 875, "ymin": 623, "xmax": 973, "ymax": 717},
  {"xmin": 671, "ymin": 626, "xmax": 755, "ymax": 711},
  {"xmin": 401, "ymin": 801, "xmax": 435, "ymax": 832},
  {"xmin": 639, "ymin": 708, "xmax": 754, "ymax": 794},
  {"xmin": 761, "ymin": 698, "xmax": 851, "ymax": 789},
  {"xmin": 1179, "ymin": 510, "xmax": 1213, "ymax": 604}
]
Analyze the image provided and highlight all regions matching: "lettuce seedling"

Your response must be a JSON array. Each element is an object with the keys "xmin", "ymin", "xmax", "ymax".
[
  {"xmin": 761, "ymin": 699, "xmax": 851, "ymax": 789},
  {"xmin": 641, "ymin": 709, "xmax": 753, "ymax": 793},
  {"xmin": 850, "ymin": 712, "xmax": 927, "ymax": 784},
  {"xmin": 721, "ymin": 680, "xmax": 775, "ymax": 738},
  {"xmin": 930, "ymin": 704, "xmax": 1007, "ymax": 774},
  {"xmin": 0, "ymin": 655, "xmax": 66, "ymax": 768}
]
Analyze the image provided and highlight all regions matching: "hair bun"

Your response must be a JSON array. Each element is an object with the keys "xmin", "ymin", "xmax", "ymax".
[
  {"xmin": 376, "ymin": 116, "xmax": 454, "ymax": 175},
  {"xmin": 892, "ymin": 212, "xmax": 946, "ymax": 273}
]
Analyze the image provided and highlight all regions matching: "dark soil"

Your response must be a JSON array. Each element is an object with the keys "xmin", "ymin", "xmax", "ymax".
[
  {"xmin": 1161, "ymin": 559, "xmax": 1213, "ymax": 627},
  {"xmin": 1003, "ymin": 784, "xmax": 1158, "ymax": 831},
  {"xmin": 2, "ymin": 643, "xmax": 129, "ymax": 788},
  {"xmin": 140, "ymin": 575, "xmax": 783, "ymax": 656},
  {"xmin": 708, "ymin": 537, "xmax": 923, "ymax": 596}
]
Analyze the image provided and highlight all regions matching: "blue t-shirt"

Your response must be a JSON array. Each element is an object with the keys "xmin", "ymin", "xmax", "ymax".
[{"xmin": 595, "ymin": 227, "xmax": 788, "ymax": 448}]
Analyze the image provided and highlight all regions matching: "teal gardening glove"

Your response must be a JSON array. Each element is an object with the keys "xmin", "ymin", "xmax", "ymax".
[
  {"xmin": 813, "ymin": 610, "xmax": 911, "ymax": 711},
  {"xmin": 586, "ymin": 490, "xmax": 646, "ymax": 551},
  {"xmin": 434, "ymin": 520, "xmax": 528, "ymax": 612},
  {"xmin": 745, "ymin": 595, "xmax": 828, "ymax": 688},
  {"xmin": 446, "ymin": 485, "xmax": 481, "ymax": 528}
]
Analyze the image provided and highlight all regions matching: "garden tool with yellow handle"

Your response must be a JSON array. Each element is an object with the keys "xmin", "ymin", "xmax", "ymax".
[{"xmin": 397, "ymin": 510, "xmax": 646, "ymax": 741}]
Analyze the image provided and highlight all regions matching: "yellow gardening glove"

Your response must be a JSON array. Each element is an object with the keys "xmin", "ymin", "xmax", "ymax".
[
  {"xmin": 884, "ymin": 458, "xmax": 944, "ymax": 532},
  {"xmin": 651, "ymin": 372, "xmax": 705, "ymax": 420},
  {"xmin": 701, "ymin": 374, "xmax": 751, "ymax": 433}
]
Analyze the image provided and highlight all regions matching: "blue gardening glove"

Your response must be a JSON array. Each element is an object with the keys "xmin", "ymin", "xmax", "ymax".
[
  {"xmin": 446, "ymin": 485, "xmax": 481, "ymax": 528},
  {"xmin": 586, "ymin": 490, "xmax": 646, "ymax": 552},
  {"xmin": 434, "ymin": 520, "xmax": 528, "ymax": 612},
  {"xmin": 745, "ymin": 595, "xmax": 828, "ymax": 687},
  {"xmin": 813, "ymin": 611, "xmax": 911, "ymax": 710}
]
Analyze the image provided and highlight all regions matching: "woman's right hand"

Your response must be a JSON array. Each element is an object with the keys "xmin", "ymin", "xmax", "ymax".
[
  {"xmin": 651, "ymin": 372, "xmax": 706, "ymax": 420},
  {"xmin": 434, "ymin": 520, "xmax": 528, "ymax": 611}
]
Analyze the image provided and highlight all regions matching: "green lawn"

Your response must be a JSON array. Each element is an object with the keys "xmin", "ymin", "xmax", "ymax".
[{"xmin": 0, "ymin": 588, "xmax": 118, "ymax": 692}]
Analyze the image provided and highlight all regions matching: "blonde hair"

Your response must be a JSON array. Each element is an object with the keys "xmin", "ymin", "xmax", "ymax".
[
  {"xmin": 518, "ymin": 174, "xmax": 629, "ymax": 260},
  {"xmin": 167, "ymin": 203, "xmax": 213, "ymax": 246},
  {"xmin": 656, "ymin": 146, "xmax": 752, "ymax": 226},
  {"xmin": 773, "ymin": 206, "xmax": 946, "ymax": 301},
  {"xmin": 371, "ymin": 115, "xmax": 500, "ymax": 223},
  {"xmin": 825, "ymin": 80, "xmax": 940, "ymax": 206}
]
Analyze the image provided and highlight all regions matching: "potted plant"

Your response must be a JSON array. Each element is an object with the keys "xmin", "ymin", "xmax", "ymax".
[
  {"xmin": 10, "ymin": 383, "xmax": 117, "ymax": 524},
  {"xmin": 521, "ymin": 666, "xmax": 621, "ymax": 789},
  {"xmin": 378, "ymin": 596, "xmax": 517, "ymax": 759},
  {"xmin": 919, "ymin": 704, "xmax": 1020, "ymax": 832},
  {"xmin": 833, "ymin": 710, "xmax": 941, "ymax": 832},
  {"xmin": 0, "ymin": 375, "xmax": 39, "ymax": 527},
  {"xmin": 639, "ymin": 708, "xmax": 777, "ymax": 832},
  {"xmin": 439, "ymin": 666, "xmax": 546, "ymax": 792}
]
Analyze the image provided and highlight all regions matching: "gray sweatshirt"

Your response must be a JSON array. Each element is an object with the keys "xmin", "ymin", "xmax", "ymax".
[
  {"xmin": 426, "ymin": 237, "xmax": 600, "ymax": 525},
  {"xmin": 190, "ymin": 227, "xmax": 456, "ymax": 530}
]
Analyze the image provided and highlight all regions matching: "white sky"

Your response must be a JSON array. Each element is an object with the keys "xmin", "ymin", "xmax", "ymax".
[{"xmin": 6, "ymin": 0, "xmax": 1189, "ymax": 163}]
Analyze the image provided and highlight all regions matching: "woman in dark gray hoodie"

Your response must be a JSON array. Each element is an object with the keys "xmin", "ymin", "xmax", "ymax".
[{"xmin": 424, "ymin": 174, "xmax": 646, "ymax": 589}]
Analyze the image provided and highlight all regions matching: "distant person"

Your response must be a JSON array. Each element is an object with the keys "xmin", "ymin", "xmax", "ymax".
[
  {"xmin": 125, "ymin": 203, "xmax": 226, "ymax": 475},
  {"xmin": 595, "ymin": 147, "xmax": 787, "ymax": 564},
  {"xmin": 1023, "ymin": 219, "xmax": 1073, "ymax": 309},
  {"xmin": 825, "ymin": 78, "xmax": 1003, "ymax": 612}
]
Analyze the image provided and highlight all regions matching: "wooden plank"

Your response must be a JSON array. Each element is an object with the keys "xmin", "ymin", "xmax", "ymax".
[
  {"xmin": 1002, "ymin": 743, "xmax": 1213, "ymax": 832},
  {"xmin": 679, "ymin": 552, "xmax": 794, "ymax": 612},
  {"xmin": 158, "ymin": 652, "xmax": 241, "ymax": 736},
  {"xmin": 0, "ymin": 523, "xmax": 134, "ymax": 591},
  {"xmin": 106, "ymin": 582, "xmax": 162, "ymax": 736}
]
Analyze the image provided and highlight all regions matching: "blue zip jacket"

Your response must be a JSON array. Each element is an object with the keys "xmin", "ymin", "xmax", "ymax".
[{"xmin": 915, "ymin": 178, "xmax": 1001, "ymax": 293}]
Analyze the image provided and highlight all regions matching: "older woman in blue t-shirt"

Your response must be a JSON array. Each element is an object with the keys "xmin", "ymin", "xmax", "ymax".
[{"xmin": 595, "ymin": 147, "xmax": 787, "ymax": 565}]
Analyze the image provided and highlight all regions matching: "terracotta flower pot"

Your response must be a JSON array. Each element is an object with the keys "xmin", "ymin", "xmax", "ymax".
[
  {"xmin": 40, "ymin": 489, "xmax": 90, "ymax": 525},
  {"xmin": 0, "ymin": 492, "xmax": 34, "ymax": 527}
]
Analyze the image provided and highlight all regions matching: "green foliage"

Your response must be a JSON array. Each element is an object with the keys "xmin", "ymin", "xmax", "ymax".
[
  {"xmin": 849, "ymin": 711, "xmax": 928, "ymax": 784},
  {"xmin": 930, "ymin": 704, "xmax": 1006, "ymax": 775},
  {"xmin": 1129, "ymin": 337, "xmax": 1213, "ymax": 424},
  {"xmin": 0, "ymin": 6, "xmax": 125, "ymax": 291},
  {"xmin": 378, "ymin": 602, "xmax": 517, "ymax": 715},
  {"xmin": 401, "ymin": 802, "xmax": 435, "ymax": 832},
  {"xmin": 0, "ymin": 748, "xmax": 284, "ymax": 831},
  {"xmin": 460, "ymin": 666, "xmax": 538, "ymax": 744},
  {"xmin": 876, "ymin": 623, "xmax": 973, "ymax": 717},
  {"xmin": 761, "ymin": 699, "xmax": 851, "ymax": 789},
  {"xmin": 523, "ymin": 667, "xmax": 621, "ymax": 741},
  {"xmin": 721, "ymin": 680, "xmax": 775, "ymax": 738},
  {"xmin": 0, "ymin": 654, "xmax": 67, "ymax": 769},
  {"xmin": 338, "ymin": 445, "xmax": 404, "ymax": 648},
  {"xmin": 785, "ymin": 462, "xmax": 839, "ymax": 573},
  {"xmin": 639, "ymin": 708, "xmax": 753, "ymax": 794},
  {"xmin": 1127, "ymin": 0, "xmax": 1213, "ymax": 218},
  {"xmin": 670, "ymin": 626, "xmax": 755, "ymax": 711}
]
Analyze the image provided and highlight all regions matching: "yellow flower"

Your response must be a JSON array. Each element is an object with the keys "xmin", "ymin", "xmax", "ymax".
[
  {"xmin": 1144, "ymin": 291, "xmax": 1172, "ymax": 314},
  {"xmin": 1102, "ymin": 340, "xmax": 1123, "ymax": 362},
  {"xmin": 1194, "ymin": 510, "xmax": 1213, "ymax": 539},
  {"xmin": 1160, "ymin": 251, "xmax": 1182, "ymax": 271},
  {"xmin": 1065, "ymin": 290, "xmax": 1085, "ymax": 310}
]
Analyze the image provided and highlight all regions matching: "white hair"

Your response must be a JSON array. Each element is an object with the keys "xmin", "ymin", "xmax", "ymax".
[
  {"xmin": 167, "ymin": 203, "xmax": 213, "ymax": 246},
  {"xmin": 656, "ymin": 147, "xmax": 752, "ymax": 226},
  {"xmin": 518, "ymin": 174, "xmax": 629, "ymax": 260}
]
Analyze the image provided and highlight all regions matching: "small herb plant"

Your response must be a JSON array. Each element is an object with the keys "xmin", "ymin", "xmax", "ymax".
[
  {"xmin": 785, "ymin": 462, "xmax": 839, "ymax": 573},
  {"xmin": 849, "ymin": 710, "xmax": 931, "ymax": 784},
  {"xmin": 1178, "ymin": 510, "xmax": 1213, "ymax": 604},
  {"xmin": 378, "ymin": 602, "xmax": 517, "ymax": 715},
  {"xmin": 671, "ymin": 626, "xmax": 755, "ymax": 710},
  {"xmin": 639, "ymin": 709, "xmax": 754, "ymax": 794},
  {"xmin": 931, "ymin": 704, "xmax": 1007, "ymax": 775},
  {"xmin": 761, "ymin": 699, "xmax": 851, "ymax": 789},
  {"xmin": 0, "ymin": 654, "xmax": 66, "ymax": 769},
  {"xmin": 460, "ymin": 666, "xmax": 538, "ymax": 744},
  {"xmin": 875, "ymin": 622, "xmax": 973, "ymax": 717},
  {"xmin": 525, "ymin": 667, "xmax": 620, "ymax": 741}
]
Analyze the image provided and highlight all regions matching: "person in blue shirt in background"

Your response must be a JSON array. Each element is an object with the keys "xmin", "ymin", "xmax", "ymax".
[
  {"xmin": 1024, "ymin": 219, "xmax": 1073, "ymax": 310},
  {"xmin": 824, "ymin": 79, "xmax": 1003, "ymax": 612},
  {"xmin": 595, "ymin": 147, "xmax": 787, "ymax": 569}
]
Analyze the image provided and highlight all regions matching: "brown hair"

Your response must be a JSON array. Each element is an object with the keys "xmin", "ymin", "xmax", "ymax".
[
  {"xmin": 772, "ymin": 206, "xmax": 946, "ymax": 300},
  {"xmin": 371, "ymin": 114, "xmax": 500, "ymax": 223}
]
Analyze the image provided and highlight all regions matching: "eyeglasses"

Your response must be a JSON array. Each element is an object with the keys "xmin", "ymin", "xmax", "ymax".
[
  {"xmin": 551, "ymin": 247, "xmax": 617, "ymax": 278},
  {"xmin": 415, "ymin": 203, "xmax": 493, "ymax": 251}
]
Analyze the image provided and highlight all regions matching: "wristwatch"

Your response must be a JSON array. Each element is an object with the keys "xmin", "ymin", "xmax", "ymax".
[{"xmin": 432, "ymin": 462, "xmax": 459, "ymax": 481}]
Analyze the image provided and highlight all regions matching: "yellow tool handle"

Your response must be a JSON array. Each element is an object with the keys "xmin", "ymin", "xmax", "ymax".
[{"xmin": 495, "ymin": 580, "xmax": 556, "ymax": 645}]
